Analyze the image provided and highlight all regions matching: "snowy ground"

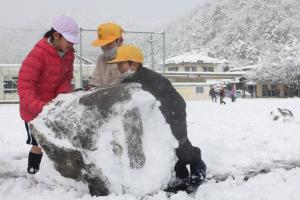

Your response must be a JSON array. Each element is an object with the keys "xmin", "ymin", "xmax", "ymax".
[{"xmin": 1, "ymin": 98, "xmax": 300, "ymax": 200}]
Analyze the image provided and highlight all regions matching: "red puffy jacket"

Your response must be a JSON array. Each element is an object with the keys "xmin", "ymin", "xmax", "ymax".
[{"xmin": 18, "ymin": 38, "xmax": 75, "ymax": 122}]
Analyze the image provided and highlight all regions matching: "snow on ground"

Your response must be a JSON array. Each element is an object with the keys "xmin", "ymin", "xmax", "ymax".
[{"xmin": 1, "ymin": 98, "xmax": 300, "ymax": 200}]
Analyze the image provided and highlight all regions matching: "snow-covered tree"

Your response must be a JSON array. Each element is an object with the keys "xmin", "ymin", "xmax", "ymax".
[
  {"xmin": 248, "ymin": 43, "xmax": 300, "ymax": 87},
  {"xmin": 163, "ymin": 0, "xmax": 300, "ymax": 68}
]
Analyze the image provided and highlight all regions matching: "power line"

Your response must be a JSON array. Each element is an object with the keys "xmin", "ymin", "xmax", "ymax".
[{"xmin": 0, "ymin": 26, "xmax": 47, "ymax": 31}]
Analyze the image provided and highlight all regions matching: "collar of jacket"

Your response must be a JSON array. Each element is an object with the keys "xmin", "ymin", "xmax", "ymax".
[{"xmin": 35, "ymin": 37, "xmax": 74, "ymax": 58}]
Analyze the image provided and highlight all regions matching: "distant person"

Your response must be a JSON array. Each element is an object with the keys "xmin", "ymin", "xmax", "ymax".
[
  {"xmin": 209, "ymin": 86, "xmax": 217, "ymax": 102},
  {"xmin": 229, "ymin": 87, "xmax": 236, "ymax": 102},
  {"xmin": 17, "ymin": 16, "xmax": 79, "ymax": 174},
  {"xmin": 219, "ymin": 86, "xmax": 226, "ymax": 105},
  {"xmin": 90, "ymin": 23, "xmax": 124, "ymax": 86},
  {"xmin": 250, "ymin": 87, "xmax": 254, "ymax": 98},
  {"xmin": 108, "ymin": 44, "xmax": 207, "ymax": 193}
]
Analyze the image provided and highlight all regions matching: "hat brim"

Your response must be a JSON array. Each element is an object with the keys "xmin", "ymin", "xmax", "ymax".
[
  {"xmin": 107, "ymin": 58, "xmax": 143, "ymax": 64},
  {"xmin": 107, "ymin": 57, "xmax": 125, "ymax": 64},
  {"xmin": 63, "ymin": 34, "xmax": 80, "ymax": 44},
  {"xmin": 92, "ymin": 38, "xmax": 116, "ymax": 47}
]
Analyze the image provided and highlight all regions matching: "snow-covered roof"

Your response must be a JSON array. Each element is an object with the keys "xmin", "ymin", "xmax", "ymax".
[
  {"xmin": 172, "ymin": 82, "xmax": 211, "ymax": 86},
  {"xmin": 206, "ymin": 79, "xmax": 237, "ymax": 85},
  {"xmin": 165, "ymin": 52, "xmax": 225, "ymax": 64},
  {"xmin": 229, "ymin": 64, "xmax": 260, "ymax": 72}
]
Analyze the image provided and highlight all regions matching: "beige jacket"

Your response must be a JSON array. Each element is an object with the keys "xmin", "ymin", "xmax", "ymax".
[{"xmin": 90, "ymin": 54, "xmax": 120, "ymax": 86}]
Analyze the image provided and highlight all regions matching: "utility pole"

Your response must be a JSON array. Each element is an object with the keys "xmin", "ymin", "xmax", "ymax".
[
  {"xmin": 78, "ymin": 28, "xmax": 166, "ymax": 73},
  {"xmin": 150, "ymin": 33, "xmax": 154, "ymax": 70},
  {"xmin": 79, "ymin": 27, "xmax": 83, "ymax": 88},
  {"xmin": 0, "ymin": 67, "xmax": 3, "ymax": 100},
  {"xmin": 162, "ymin": 30, "xmax": 166, "ymax": 72}
]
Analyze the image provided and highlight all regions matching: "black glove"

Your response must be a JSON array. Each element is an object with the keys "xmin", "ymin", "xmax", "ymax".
[{"xmin": 27, "ymin": 151, "xmax": 43, "ymax": 174}]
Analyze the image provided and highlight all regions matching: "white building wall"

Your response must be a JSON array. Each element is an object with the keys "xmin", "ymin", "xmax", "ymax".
[{"xmin": 0, "ymin": 67, "xmax": 4, "ymax": 100}]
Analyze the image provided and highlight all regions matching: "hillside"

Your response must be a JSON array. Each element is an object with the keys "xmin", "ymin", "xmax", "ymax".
[{"xmin": 164, "ymin": 0, "xmax": 300, "ymax": 67}]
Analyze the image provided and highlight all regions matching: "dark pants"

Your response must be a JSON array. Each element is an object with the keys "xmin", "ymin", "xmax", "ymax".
[
  {"xmin": 220, "ymin": 96, "xmax": 226, "ymax": 104},
  {"xmin": 231, "ymin": 96, "xmax": 236, "ymax": 102},
  {"xmin": 211, "ymin": 95, "xmax": 217, "ymax": 102},
  {"xmin": 25, "ymin": 122, "xmax": 38, "ymax": 145},
  {"xmin": 166, "ymin": 114, "xmax": 206, "ymax": 178},
  {"xmin": 160, "ymin": 105, "xmax": 206, "ymax": 180}
]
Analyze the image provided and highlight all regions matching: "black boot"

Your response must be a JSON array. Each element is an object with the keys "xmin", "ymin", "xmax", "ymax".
[
  {"xmin": 165, "ymin": 177, "xmax": 189, "ymax": 193},
  {"xmin": 186, "ymin": 160, "xmax": 207, "ymax": 194},
  {"xmin": 27, "ymin": 151, "xmax": 43, "ymax": 174},
  {"xmin": 165, "ymin": 161, "xmax": 189, "ymax": 193}
]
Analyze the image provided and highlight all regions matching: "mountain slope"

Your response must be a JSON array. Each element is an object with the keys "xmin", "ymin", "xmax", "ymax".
[{"xmin": 164, "ymin": 0, "xmax": 300, "ymax": 67}]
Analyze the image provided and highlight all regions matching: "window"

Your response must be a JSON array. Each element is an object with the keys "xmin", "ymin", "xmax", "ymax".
[
  {"xmin": 195, "ymin": 86, "xmax": 204, "ymax": 94},
  {"xmin": 203, "ymin": 67, "xmax": 214, "ymax": 72},
  {"xmin": 284, "ymin": 85, "xmax": 288, "ymax": 96},
  {"xmin": 269, "ymin": 84, "xmax": 280, "ymax": 97},
  {"xmin": 185, "ymin": 67, "xmax": 197, "ymax": 72},
  {"xmin": 168, "ymin": 67, "xmax": 178, "ymax": 71},
  {"xmin": 3, "ymin": 77, "xmax": 18, "ymax": 94},
  {"xmin": 262, "ymin": 85, "xmax": 268, "ymax": 96}
]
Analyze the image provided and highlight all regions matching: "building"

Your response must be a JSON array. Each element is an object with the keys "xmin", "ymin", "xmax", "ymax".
[
  {"xmin": 165, "ymin": 52, "xmax": 227, "ymax": 73},
  {"xmin": 256, "ymin": 83, "xmax": 300, "ymax": 98},
  {"xmin": 229, "ymin": 64, "xmax": 259, "ymax": 98},
  {"xmin": 229, "ymin": 64, "xmax": 300, "ymax": 98},
  {"xmin": 160, "ymin": 71, "xmax": 243, "ymax": 100},
  {"xmin": 162, "ymin": 52, "xmax": 243, "ymax": 100},
  {"xmin": 1, "ymin": 52, "xmax": 244, "ymax": 102}
]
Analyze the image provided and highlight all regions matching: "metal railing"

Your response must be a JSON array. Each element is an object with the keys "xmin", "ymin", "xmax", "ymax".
[{"xmin": 77, "ymin": 28, "xmax": 166, "ymax": 87}]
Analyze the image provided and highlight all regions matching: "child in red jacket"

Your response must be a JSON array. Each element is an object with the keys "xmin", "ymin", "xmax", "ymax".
[{"xmin": 17, "ymin": 15, "xmax": 79, "ymax": 174}]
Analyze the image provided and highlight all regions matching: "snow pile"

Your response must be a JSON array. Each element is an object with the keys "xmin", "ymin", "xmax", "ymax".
[
  {"xmin": 31, "ymin": 84, "xmax": 177, "ymax": 197},
  {"xmin": 270, "ymin": 107, "xmax": 294, "ymax": 122},
  {"xmin": 1, "ymin": 98, "xmax": 300, "ymax": 200}
]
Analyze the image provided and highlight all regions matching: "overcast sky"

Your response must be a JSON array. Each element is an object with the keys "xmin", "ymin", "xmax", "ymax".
[{"xmin": 0, "ymin": 0, "xmax": 202, "ymax": 29}]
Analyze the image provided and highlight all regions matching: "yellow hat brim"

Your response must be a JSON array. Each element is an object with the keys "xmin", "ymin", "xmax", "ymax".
[
  {"xmin": 107, "ymin": 44, "xmax": 144, "ymax": 64},
  {"xmin": 92, "ymin": 38, "xmax": 116, "ymax": 47},
  {"xmin": 107, "ymin": 57, "xmax": 125, "ymax": 64},
  {"xmin": 107, "ymin": 58, "xmax": 143, "ymax": 64}
]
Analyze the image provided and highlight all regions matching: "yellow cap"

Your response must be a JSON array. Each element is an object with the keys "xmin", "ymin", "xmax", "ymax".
[
  {"xmin": 92, "ymin": 23, "xmax": 124, "ymax": 47},
  {"xmin": 107, "ymin": 44, "xmax": 144, "ymax": 64}
]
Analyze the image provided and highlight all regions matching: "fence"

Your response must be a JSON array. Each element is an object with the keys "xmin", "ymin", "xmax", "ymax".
[
  {"xmin": 0, "ymin": 26, "xmax": 166, "ymax": 88},
  {"xmin": 77, "ymin": 28, "xmax": 166, "ymax": 87}
]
